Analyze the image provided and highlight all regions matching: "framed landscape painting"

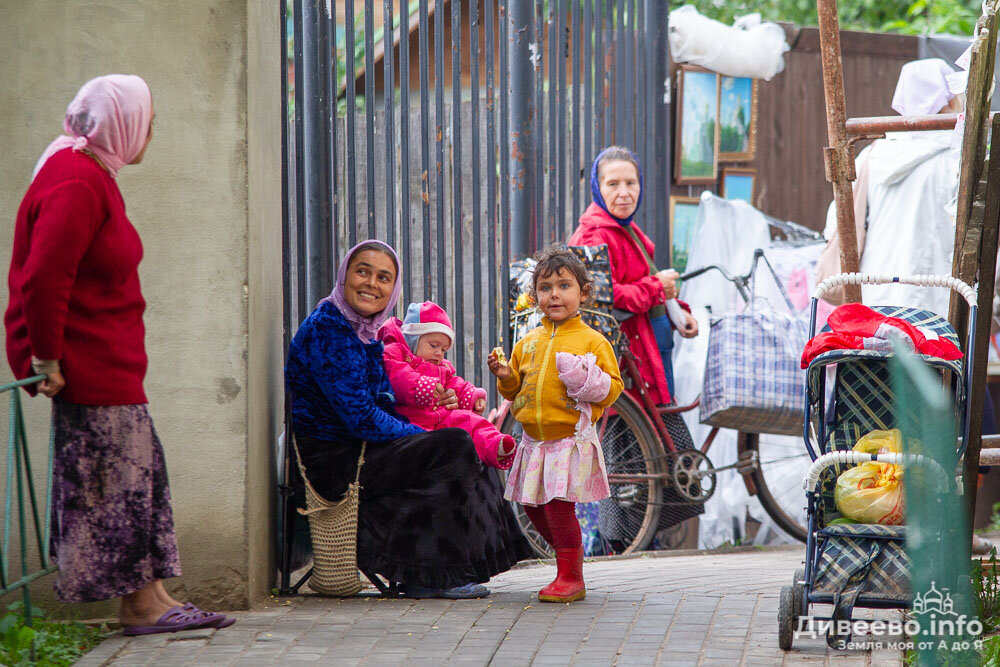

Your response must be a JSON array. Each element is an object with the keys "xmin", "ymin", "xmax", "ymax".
[
  {"xmin": 718, "ymin": 76, "xmax": 757, "ymax": 161},
  {"xmin": 674, "ymin": 66, "xmax": 720, "ymax": 185},
  {"xmin": 669, "ymin": 196, "xmax": 701, "ymax": 273},
  {"xmin": 721, "ymin": 167, "xmax": 756, "ymax": 205}
]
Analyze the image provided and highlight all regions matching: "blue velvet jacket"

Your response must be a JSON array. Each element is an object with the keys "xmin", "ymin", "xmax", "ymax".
[{"xmin": 286, "ymin": 301, "xmax": 424, "ymax": 444}]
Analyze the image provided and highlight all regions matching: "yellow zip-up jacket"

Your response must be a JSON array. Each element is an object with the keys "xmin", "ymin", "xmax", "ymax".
[{"xmin": 498, "ymin": 314, "xmax": 623, "ymax": 441}]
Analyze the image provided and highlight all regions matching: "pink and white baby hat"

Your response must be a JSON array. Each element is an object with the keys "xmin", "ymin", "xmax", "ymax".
[{"xmin": 400, "ymin": 301, "xmax": 456, "ymax": 351}]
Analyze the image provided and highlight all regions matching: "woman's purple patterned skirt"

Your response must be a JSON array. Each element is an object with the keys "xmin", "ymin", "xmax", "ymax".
[{"xmin": 50, "ymin": 400, "xmax": 182, "ymax": 603}]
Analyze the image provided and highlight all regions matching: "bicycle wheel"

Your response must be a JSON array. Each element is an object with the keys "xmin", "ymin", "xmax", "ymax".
[
  {"xmin": 498, "ymin": 391, "xmax": 663, "ymax": 557},
  {"xmin": 595, "ymin": 393, "xmax": 663, "ymax": 554},
  {"xmin": 739, "ymin": 432, "xmax": 809, "ymax": 542}
]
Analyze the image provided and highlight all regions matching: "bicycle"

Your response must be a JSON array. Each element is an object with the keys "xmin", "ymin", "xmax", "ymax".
[{"xmin": 492, "ymin": 248, "xmax": 809, "ymax": 558}]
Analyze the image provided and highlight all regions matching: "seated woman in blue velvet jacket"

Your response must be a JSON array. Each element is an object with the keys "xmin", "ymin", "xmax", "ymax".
[{"xmin": 285, "ymin": 239, "xmax": 530, "ymax": 598}]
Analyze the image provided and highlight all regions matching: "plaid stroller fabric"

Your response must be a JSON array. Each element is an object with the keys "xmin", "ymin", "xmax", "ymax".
[
  {"xmin": 802, "ymin": 306, "xmax": 962, "ymax": 629},
  {"xmin": 806, "ymin": 306, "xmax": 963, "ymax": 453},
  {"xmin": 700, "ymin": 309, "xmax": 808, "ymax": 435},
  {"xmin": 812, "ymin": 524, "xmax": 910, "ymax": 623}
]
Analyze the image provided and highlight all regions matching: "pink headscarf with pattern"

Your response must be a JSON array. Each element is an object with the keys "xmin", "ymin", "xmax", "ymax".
[
  {"xmin": 32, "ymin": 74, "xmax": 153, "ymax": 180},
  {"xmin": 321, "ymin": 240, "xmax": 404, "ymax": 342}
]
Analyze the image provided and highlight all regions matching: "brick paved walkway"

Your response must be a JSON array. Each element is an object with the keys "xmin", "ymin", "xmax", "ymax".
[{"xmin": 78, "ymin": 545, "xmax": 905, "ymax": 666}]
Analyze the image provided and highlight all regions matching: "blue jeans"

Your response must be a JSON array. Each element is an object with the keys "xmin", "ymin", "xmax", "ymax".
[{"xmin": 649, "ymin": 313, "xmax": 675, "ymax": 398}]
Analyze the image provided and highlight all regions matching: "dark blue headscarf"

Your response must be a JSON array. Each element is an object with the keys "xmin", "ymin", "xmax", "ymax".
[{"xmin": 590, "ymin": 147, "xmax": 643, "ymax": 226}]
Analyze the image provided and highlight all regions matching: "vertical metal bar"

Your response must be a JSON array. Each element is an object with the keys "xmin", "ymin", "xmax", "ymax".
[
  {"xmin": 400, "ymin": 0, "xmax": 412, "ymax": 298},
  {"xmin": 600, "ymin": 0, "xmax": 618, "ymax": 146},
  {"xmin": 816, "ymin": 0, "xmax": 862, "ymax": 303},
  {"xmin": 626, "ymin": 0, "xmax": 635, "ymax": 151},
  {"xmin": 557, "ymin": 0, "xmax": 567, "ymax": 239},
  {"xmin": 13, "ymin": 395, "xmax": 30, "ymax": 625},
  {"xmin": 365, "ymin": 0, "xmax": 377, "ymax": 238},
  {"xmin": 547, "ymin": 0, "xmax": 557, "ymax": 244},
  {"xmin": 279, "ymin": 0, "xmax": 294, "ymax": 595},
  {"xmin": 329, "ymin": 1, "xmax": 339, "ymax": 268},
  {"xmin": 302, "ymin": 0, "xmax": 333, "ymax": 307},
  {"xmin": 13, "ymin": 405, "xmax": 44, "ymax": 568},
  {"xmin": 500, "ymin": 0, "xmax": 512, "ymax": 358},
  {"xmin": 635, "ymin": 0, "xmax": 647, "ymax": 226},
  {"xmin": 615, "ymin": 0, "xmax": 624, "ymax": 145},
  {"xmin": 419, "ymin": 0, "xmax": 432, "ymax": 296},
  {"xmin": 471, "ymin": 0, "xmax": 483, "ymax": 387},
  {"xmin": 451, "ymin": 0, "xmax": 465, "ymax": 377},
  {"xmin": 3, "ymin": 393, "xmax": 16, "ymax": 588},
  {"xmin": 281, "ymin": 0, "xmax": 291, "ymax": 344},
  {"xmin": 584, "ymin": 0, "xmax": 593, "ymax": 174},
  {"xmin": 292, "ymin": 0, "xmax": 306, "ymax": 321},
  {"xmin": 647, "ymin": 0, "xmax": 671, "ymax": 265},
  {"xmin": 345, "ymin": 0, "xmax": 359, "ymax": 245},
  {"xmin": 594, "ymin": 0, "xmax": 605, "ymax": 148},
  {"xmin": 509, "ymin": 0, "xmax": 534, "ymax": 259},
  {"xmin": 486, "ymin": 0, "xmax": 499, "ymax": 390},
  {"xmin": 534, "ymin": 0, "xmax": 545, "ymax": 250},
  {"xmin": 384, "ymin": 0, "xmax": 396, "ymax": 248},
  {"xmin": 571, "ymin": 0, "xmax": 581, "ymax": 219},
  {"xmin": 435, "ymin": 0, "xmax": 446, "ymax": 301}
]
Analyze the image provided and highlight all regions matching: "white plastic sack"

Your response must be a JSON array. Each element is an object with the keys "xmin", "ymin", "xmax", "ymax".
[
  {"xmin": 673, "ymin": 194, "xmax": 820, "ymax": 548},
  {"xmin": 669, "ymin": 5, "xmax": 790, "ymax": 81}
]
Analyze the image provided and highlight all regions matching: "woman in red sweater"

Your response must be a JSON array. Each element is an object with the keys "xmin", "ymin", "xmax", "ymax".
[{"xmin": 5, "ymin": 75, "xmax": 233, "ymax": 635}]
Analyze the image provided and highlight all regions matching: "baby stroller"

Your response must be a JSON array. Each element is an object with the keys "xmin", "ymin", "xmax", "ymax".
[{"xmin": 778, "ymin": 273, "xmax": 977, "ymax": 650}]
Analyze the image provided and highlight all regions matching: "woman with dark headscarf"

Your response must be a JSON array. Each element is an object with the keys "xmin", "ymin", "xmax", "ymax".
[
  {"xmin": 285, "ymin": 240, "xmax": 531, "ymax": 598},
  {"xmin": 569, "ymin": 146, "xmax": 699, "ymax": 405},
  {"xmin": 5, "ymin": 75, "xmax": 234, "ymax": 634}
]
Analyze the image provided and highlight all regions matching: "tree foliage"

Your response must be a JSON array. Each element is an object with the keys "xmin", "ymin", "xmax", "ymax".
[{"xmin": 681, "ymin": 0, "xmax": 981, "ymax": 36}]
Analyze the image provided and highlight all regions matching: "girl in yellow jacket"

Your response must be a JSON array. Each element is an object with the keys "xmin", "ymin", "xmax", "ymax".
[{"xmin": 488, "ymin": 245, "xmax": 623, "ymax": 603}]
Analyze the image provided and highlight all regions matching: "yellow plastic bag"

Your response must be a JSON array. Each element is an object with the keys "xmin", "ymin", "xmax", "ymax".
[{"xmin": 833, "ymin": 428, "xmax": 905, "ymax": 525}]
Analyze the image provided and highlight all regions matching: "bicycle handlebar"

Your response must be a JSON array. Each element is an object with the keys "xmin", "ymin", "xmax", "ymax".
[{"xmin": 679, "ymin": 249, "xmax": 795, "ymax": 311}]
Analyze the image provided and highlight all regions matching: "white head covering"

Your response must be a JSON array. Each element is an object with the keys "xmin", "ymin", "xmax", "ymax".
[{"xmin": 891, "ymin": 58, "xmax": 956, "ymax": 116}]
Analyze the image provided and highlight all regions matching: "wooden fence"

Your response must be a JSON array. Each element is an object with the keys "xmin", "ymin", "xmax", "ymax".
[{"xmin": 676, "ymin": 26, "xmax": 920, "ymax": 232}]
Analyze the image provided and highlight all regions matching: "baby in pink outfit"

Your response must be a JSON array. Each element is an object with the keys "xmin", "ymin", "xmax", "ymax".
[{"xmin": 379, "ymin": 301, "xmax": 516, "ymax": 469}]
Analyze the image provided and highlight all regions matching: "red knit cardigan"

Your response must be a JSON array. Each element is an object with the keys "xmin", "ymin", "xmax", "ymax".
[{"xmin": 5, "ymin": 149, "xmax": 148, "ymax": 405}]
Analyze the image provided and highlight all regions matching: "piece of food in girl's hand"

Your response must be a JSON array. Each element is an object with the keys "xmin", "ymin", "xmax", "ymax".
[{"xmin": 492, "ymin": 347, "xmax": 507, "ymax": 365}]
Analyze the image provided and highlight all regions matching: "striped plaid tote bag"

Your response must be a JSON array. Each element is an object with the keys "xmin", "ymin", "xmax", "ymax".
[{"xmin": 699, "ymin": 306, "xmax": 808, "ymax": 435}]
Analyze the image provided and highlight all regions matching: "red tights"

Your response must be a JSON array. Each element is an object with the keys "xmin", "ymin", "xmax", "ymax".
[{"xmin": 523, "ymin": 500, "xmax": 581, "ymax": 549}]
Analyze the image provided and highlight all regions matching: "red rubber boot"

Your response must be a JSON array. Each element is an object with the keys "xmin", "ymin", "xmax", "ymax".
[
  {"xmin": 538, "ymin": 546, "xmax": 586, "ymax": 602},
  {"xmin": 537, "ymin": 500, "xmax": 585, "ymax": 602}
]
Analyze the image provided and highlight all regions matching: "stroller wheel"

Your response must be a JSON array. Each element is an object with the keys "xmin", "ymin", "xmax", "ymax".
[
  {"xmin": 778, "ymin": 585, "xmax": 796, "ymax": 650},
  {"xmin": 792, "ymin": 568, "xmax": 807, "ymax": 617}
]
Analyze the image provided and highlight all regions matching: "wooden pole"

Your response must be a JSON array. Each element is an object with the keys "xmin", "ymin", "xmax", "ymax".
[{"xmin": 816, "ymin": 0, "xmax": 862, "ymax": 303}]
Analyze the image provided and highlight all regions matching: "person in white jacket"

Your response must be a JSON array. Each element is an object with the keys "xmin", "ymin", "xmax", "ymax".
[{"xmin": 822, "ymin": 58, "xmax": 963, "ymax": 316}]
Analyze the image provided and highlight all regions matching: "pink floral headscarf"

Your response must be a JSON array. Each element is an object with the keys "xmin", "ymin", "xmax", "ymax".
[{"xmin": 32, "ymin": 74, "xmax": 153, "ymax": 179}]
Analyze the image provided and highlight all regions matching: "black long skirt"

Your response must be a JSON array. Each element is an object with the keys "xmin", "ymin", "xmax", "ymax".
[{"xmin": 296, "ymin": 428, "xmax": 532, "ymax": 589}]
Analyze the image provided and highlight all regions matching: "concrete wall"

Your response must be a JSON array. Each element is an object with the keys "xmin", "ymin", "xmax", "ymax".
[{"xmin": 0, "ymin": 1, "xmax": 281, "ymax": 614}]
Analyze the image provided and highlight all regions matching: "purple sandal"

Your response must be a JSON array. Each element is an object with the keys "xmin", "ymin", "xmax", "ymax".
[
  {"xmin": 122, "ymin": 605, "xmax": 226, "ymax": 636},
  {"xmin": 183, "ymin": 603, "xmax": 237, "ymax": 629}
]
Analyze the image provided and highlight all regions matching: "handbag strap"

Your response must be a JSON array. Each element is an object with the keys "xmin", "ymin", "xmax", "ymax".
[
  {"xmin": 625, "ymin": 225, "xmax": 669, "ymax": 319},
  {"xmin": 625, "ymin": 225, "xmax": 658, "ymax": 276},
  {"xmin": 290, "ymin": 430, "xmax": 367, "ymax": 504}
]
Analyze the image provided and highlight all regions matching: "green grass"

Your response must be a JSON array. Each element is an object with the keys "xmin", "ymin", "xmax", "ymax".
[
  {"xmin": 0, "ymin": 601, "xmax": 107, "ymax": 666},
  {"xmin": 985, "ymin": 634, "xmax": 1000, "ymax": 666}
]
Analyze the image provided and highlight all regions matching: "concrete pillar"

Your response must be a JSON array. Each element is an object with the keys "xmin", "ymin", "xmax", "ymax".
[{"xmin": 0, "ymin": 0, "xmax": 282, "ymax": 615}]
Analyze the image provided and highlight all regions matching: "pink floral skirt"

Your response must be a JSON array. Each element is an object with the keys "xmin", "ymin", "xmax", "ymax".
[{"xmin": 503, "ymin": 432, "xmax": 611, "ymax": 506}]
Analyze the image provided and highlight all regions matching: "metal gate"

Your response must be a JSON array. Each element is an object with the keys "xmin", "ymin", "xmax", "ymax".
[
  {"xmin": 278, "ymin": 0, "xmax": 671, "ymax": 588},
  {"xmin": 283, "ymin": 0, "xmax": 672, "ymax": 385}
]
